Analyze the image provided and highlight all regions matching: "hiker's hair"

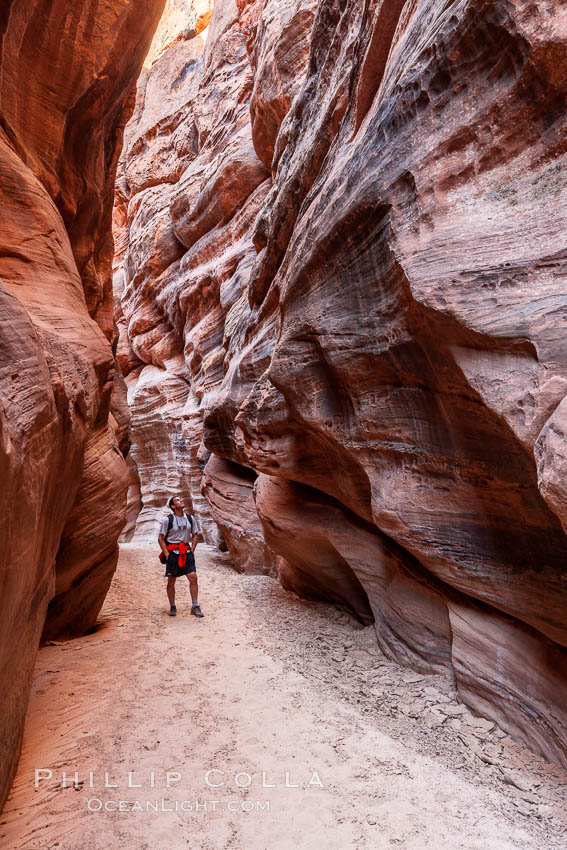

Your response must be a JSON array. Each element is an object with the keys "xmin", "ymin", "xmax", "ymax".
[{"xmin": 168, "ymin": 496, "xmax": 176, "ymax": 508}]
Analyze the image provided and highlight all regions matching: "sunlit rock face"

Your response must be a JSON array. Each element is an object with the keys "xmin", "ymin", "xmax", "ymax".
[
  {"xmin": 114, "ymin": 0, "xmax": 299, "ymax": 546},
  {"xmin": 0, "ymin": 0, "xmax": 165, "ymax": 811},
  {"xmin": 117, "ymin": 0, "xmax": 567, "ymax": 766},
  {"xmin": 113, "ymin": 0, "xmax": 219, "ymax": 543},
  {"xmin": 147, "ymin": 0, "xmax": 213, "ymax": 64}
]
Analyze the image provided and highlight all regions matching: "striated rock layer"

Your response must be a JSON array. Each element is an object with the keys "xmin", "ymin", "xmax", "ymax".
[
  {"xmin": 0, "ymin": 0, "xmax": 165, "ymax": 811},
  {"xmin": 114, "ymin": 0, "xmax": 273, "ymax": 545},
  {"xmin": 116, "ymin": 0, "xmax": 567, "ymax": 767}
]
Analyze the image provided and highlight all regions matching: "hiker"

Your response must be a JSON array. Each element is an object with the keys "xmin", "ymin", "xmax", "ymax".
[{"xmin": 158, "ymin": 495, "xmax": 204, "ymax": 618}]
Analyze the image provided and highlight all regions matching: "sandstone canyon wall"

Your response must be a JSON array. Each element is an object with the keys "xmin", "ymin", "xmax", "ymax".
[
  {"xmin": 0, "ymin": 0, "xmax": 165, "ymax": 811},
  {"xmin": 116, "ymin": 0, "xmax": 567, "ymax": 767}
]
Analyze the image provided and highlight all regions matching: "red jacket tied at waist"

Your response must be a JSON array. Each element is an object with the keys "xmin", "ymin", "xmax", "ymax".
[{"xmin": 167, "ymin": 542, "xmax": 191, "ymax": 567}]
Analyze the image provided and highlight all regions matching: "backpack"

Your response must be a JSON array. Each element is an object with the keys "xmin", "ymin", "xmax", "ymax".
[{"xmin": 159, "ymin": 512, "xmax": 195, "ymax": 563}]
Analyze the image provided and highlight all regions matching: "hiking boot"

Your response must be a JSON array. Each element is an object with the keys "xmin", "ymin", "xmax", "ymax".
[
  {"xmin": 191, "ymin": 605, "xmax": 204, "ymax": 618},
  {"xmin": 169, "ymin": 605, "xmax": 177, "ymax": 617}
]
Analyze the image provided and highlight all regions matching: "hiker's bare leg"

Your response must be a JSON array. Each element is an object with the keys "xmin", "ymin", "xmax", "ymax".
[
  {"xmin": 167, "ymin": 577, "xmax": 176, "ymax": 606},
  {"xmin": 187, "ymin": 572, "xmax": 198, "ymax": 604}
]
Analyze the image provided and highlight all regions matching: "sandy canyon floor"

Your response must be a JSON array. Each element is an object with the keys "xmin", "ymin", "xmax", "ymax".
[{"xmin": 2, "ymin": 544, "xmax": 567, "ymax": 850}]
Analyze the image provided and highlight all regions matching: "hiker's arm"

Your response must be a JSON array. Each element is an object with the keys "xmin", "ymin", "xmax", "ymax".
[
  {"xmin": 192, "ymin": 532, "xmax": 199, "ymax": 553},
  {"xmin": 158, "ymin": 533, "xmax": 169, "ymax": 558}
]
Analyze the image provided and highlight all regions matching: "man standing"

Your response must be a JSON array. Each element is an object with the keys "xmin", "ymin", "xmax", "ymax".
[{"xmin": 158, "ymin": 496, "xmax": 204, "ymax": 618}]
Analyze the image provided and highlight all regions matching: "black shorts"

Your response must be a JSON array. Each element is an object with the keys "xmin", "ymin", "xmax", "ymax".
[{"xmin": 164, "ymin": 550, "xmax": 196, "ymax": 578}]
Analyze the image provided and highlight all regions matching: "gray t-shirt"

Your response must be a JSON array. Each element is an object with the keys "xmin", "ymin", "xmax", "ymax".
[{"xmin": 160, "ymin": 513, "xmax": 199, "ymax": 553}]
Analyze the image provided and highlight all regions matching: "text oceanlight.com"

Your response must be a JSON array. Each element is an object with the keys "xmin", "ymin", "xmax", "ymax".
[{"xmin": 87, "ymin": 798, "xmax": 271, "ymax": 813}]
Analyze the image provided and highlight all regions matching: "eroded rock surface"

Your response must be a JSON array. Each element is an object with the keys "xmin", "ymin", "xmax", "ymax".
[
  {"xmin": 116, "ymin": 0, "xmax": 567, "ymax": 767},
  {"xmin": 0, "ymin": 0, "xmax": 165, "ymax": 811}
]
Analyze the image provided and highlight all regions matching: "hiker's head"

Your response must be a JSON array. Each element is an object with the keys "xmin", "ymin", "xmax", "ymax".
[{"xmin": 168, "ymin": 495, "xmax": 184, "ymax": 511}]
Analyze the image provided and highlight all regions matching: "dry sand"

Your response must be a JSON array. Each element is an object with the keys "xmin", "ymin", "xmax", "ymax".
[{"xmin": 1, "ymin": 543, "xmax": 566, "ymax": 850}]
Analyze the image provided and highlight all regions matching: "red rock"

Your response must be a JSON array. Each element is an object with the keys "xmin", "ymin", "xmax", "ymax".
[
  {"xmin": 449, "ymin": 601, "xmax": 567, "ymax": 769},
  {"xmin": 203, "ymin": 456, "xmax": 277, "ymax": 573},
  {"xmin": 147, "ymin": 0, "xmax": 213, "ymax": 64},
  {"xmin": 254, "ymin": 474, "xmax": 452, "ymax": 668},
  {"xmin": 121, "ymin": 454, "xmax": 144, "ymax": 542},
  {"xmin": 238, "ymin": 0, "xmax": 317, "ymax": 168},
  {"xmin": 116, "ymin": 0, "xmax": 567, "ymax": 768},
  {"xmin": 115, "ymin": 0, "xmax": 272, "ymax": 545},
  {"xmin": 125, "ymin": 359, "xmax": 194, "ymax": 540},
  {"xmin": 0, "ymin": 0, "xmax": 165, "ymax": 812}
]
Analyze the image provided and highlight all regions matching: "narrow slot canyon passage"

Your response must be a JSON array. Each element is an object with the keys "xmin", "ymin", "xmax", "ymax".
[
  {"xmin": 3, "ymin": 0, "xmax": 567, "ymax": 847},
  {"xmin": 2, "ymin": 545, "xmax": 567, "ymax": 849}
]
